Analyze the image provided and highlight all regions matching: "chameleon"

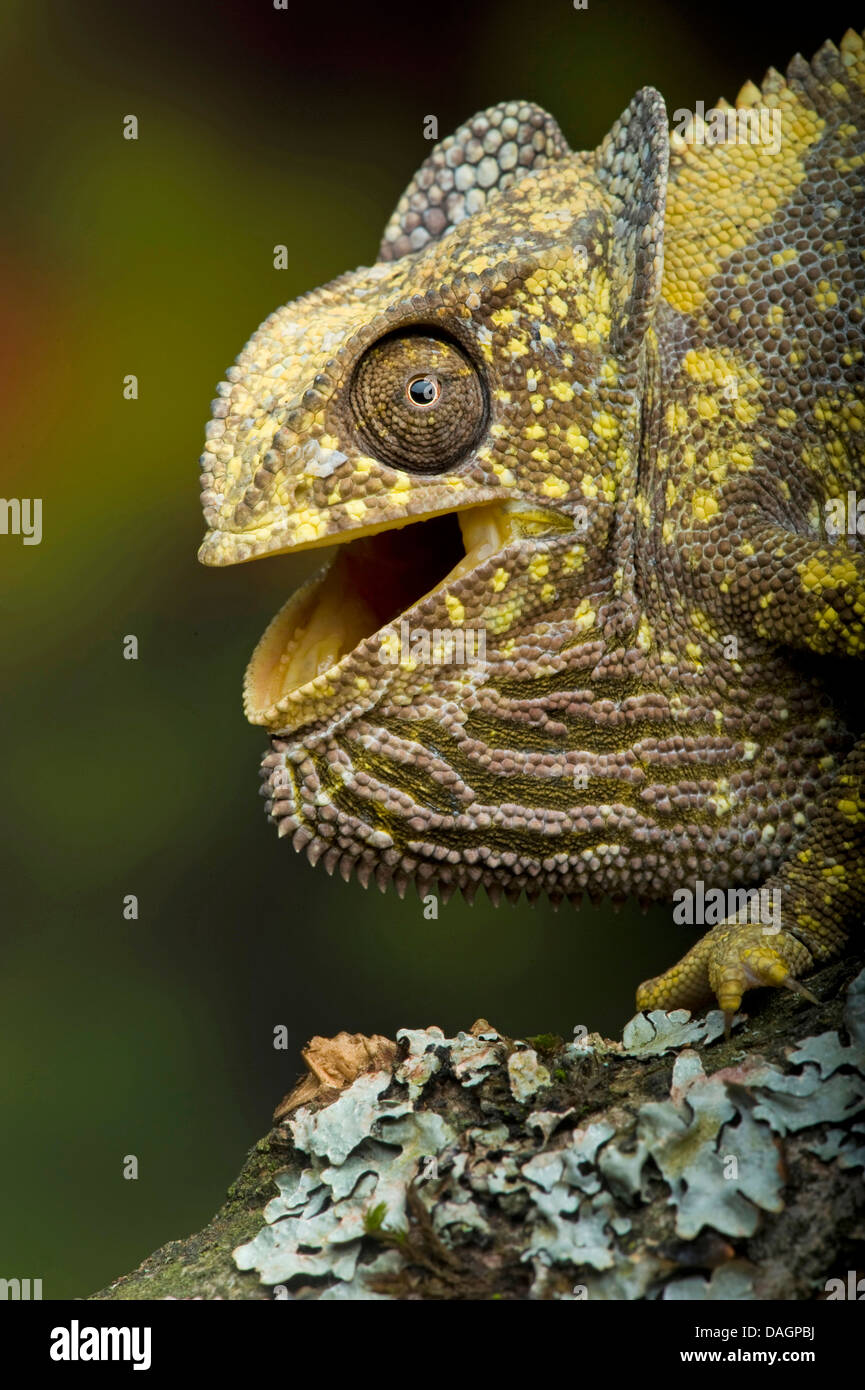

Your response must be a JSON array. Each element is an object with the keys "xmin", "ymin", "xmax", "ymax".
[{"xmin": 198, "ymin": 30, "xmax": 865, "ymax": 1023}]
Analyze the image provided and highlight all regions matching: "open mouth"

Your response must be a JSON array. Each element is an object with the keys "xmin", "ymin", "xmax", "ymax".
[{"xmin": 243, "ymin": 503, "xmax": 516, "ymax": 726}]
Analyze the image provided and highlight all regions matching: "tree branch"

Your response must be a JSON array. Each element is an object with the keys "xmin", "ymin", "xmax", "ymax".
[{"xmin": 93, "ymin": 955, "xmax": 865, "ymax": 1302}]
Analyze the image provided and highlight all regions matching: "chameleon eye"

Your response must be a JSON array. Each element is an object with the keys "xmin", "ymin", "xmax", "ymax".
[
  {"xmin": 407, "ymin": 374, "xmax": 441, "ymax": 406},
  {"xmin": 350, "ymin": 332, "xmax": 486, "ymax": 472}
]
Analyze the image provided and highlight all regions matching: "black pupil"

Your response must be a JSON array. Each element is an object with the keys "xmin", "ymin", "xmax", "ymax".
[{"xmin": 409, "ymin": 376, "xmax": 437, "ymax": 405}]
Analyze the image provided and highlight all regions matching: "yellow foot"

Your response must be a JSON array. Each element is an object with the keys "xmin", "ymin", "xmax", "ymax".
[{"xmin": 636, "ymin": 921, "xmax": 817, "ymax": 1023}]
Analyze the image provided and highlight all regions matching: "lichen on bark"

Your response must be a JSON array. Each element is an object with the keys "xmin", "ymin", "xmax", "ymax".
[{"xmin": 93, "ymin": 954, "xmax": 865, "ymax": 1302}]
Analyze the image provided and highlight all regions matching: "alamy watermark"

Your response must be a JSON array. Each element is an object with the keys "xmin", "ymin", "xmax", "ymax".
[
  {"xmin": 825, "ymin": 490, "xmax": 865, "ymax": 537},
  {"xmin": 378, "ymin": 619, "xmax": 486, "ymax": 667},
  {"xmin": 0, "ymin": 497, "xmax": 41, "ymax": 545},
  {"xmin": 824, "ymin": 1271, "xmax": 865, "ymax": 1300},
  {"xmin": 673, "ymin": 879, "xmax": 781, "ymax": 933},
  {"xmin": 1, "ymin": 1276, "xmax": 42, "ymax": 1299},
  {"xmin": 50, "ymin": 1321, "xmax": 151, "ymax": 1370},
  {"xmin": 671, "ymin": 102, "xmax": 781, "ymax": 157}
]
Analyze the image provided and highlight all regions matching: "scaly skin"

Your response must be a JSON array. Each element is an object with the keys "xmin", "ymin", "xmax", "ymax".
[{"xmin": 198, "ymin": 31, "xmax": 865, "ymax": 1020}]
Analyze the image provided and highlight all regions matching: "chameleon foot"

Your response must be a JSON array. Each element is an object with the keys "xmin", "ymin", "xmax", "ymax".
[{"xmin": 636, "ymin": 922, "xmax": 817, "ymax": 1022}]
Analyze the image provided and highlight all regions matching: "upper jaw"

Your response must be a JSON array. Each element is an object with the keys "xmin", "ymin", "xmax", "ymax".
[{"xmin": 196, "ymin": 480, "xmax": 503, "ymax": 568}]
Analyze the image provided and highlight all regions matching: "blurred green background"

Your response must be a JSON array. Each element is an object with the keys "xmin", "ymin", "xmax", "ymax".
[{"xmin": 0, "ymin": 0, "xmax": 858, "ymax": 1299}]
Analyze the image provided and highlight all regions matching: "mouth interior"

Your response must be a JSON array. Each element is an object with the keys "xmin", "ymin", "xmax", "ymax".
[{"xmin": 244, "ymin": 505, "xmax": 512, "ymax": 720}]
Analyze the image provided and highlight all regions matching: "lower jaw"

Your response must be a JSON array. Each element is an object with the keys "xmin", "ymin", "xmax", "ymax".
[{"xmin": 242, "ymin": 502, "xmax": 517, "ymax": 728}]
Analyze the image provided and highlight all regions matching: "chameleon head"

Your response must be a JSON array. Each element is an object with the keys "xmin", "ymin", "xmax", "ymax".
[{"xmin": 197, "ymin": 91, "xmax": 671, "ymax": 900}]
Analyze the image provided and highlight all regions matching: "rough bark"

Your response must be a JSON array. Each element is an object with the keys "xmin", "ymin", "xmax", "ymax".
[{"xmin": 93, "ymin": 954, "xmax": 865, "ymax": 1302}]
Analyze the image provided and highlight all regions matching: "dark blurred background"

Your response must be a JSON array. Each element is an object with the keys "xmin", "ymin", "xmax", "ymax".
[{"xmin": 0, "ymin": 0, "xmax": 860, "ymax": 1299}]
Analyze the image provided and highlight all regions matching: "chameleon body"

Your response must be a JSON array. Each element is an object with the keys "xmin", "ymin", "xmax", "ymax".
[{"xmin": 199, "ymin": 31, "xmax": 865, "ymax": 1018}]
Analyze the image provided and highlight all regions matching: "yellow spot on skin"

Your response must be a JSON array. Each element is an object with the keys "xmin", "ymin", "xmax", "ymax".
[
  {"xmin": 562, "ymin": 546, "xmax": 584, "ymax": 574},
  {"xmin": 573, "ymin": 599, "xmax": 596, "ymax": 633},
  {"xmin": 529, "ymin": 555, "xmax": 550, "ymax": 581},
  {"xmin": 542, "ymin": 475, "xmax": 568, "ymax": 499},
  {"xmin": 540, "ymin": 582, "xmax": 555, "ymax": 603},
  {"xmin": 551, "ymin": 380, "xmax": 574, "ymax": 403},
  {"xmin": 682, "ymin": 348, "xmax": 738, "ymax": 386},
  {"xmin": 692, "ymin": 491, "xmax": 719, "ymax": 522},
  {"xmin": 594, "ymin": 411, "xmax": 619, "ymax": 440},
  {"xmin": 491, "ymin": 568, "xmax": 509, "ymax": 592},
  {"xmin": 445, "ymin": 595, "xmax": 465, "ymax": 624},
  {"xmin": 814, "ymin": 279, "xmax": 839, "ymax": 310},
  {"xmin": 565, "ymin": 424, "xmax": 589, "ymax": 455},
  {"xmin": 487, "ymin": 603, "xmax": 519, "ymax": 635},
  {"xmin": 799, "ymin": 554, "xmax": 860, "ymax": 593},
  {"xmin": 636, "ymin": 615, "xmax": 653, "ymax": 651},
  {"xmin": 691, "ymin": 610, "xmax": 720, "ymax": 641},
  {"xmin": 665, "ymin": 402, "xmax": 688, "ymax": 433},
  {"xmin": 730, "ymin": 444, "xmax": 753, "ymax": 470}
]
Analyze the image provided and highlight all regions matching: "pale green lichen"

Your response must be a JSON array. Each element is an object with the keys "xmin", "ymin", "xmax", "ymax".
[
  {"xmin": 234, "ymin": 1099, "xmax": 455, "ymax": 1287},
  {"xmin": 508, "ymin": 1046, "xmax": 552, "ymax": 1102},
  {"xmin": 96, "ymin": 963, "xmax": 865, "ymax": 1301},
  {"xmin": 660, "ymin": 1265, "xmax": 757, "ymax": 1300},
  {"xmin": 637, "ymin": 1055, "xmax": 786, "ymax": 1238},
  {"xmin": 621, "ymin": 1007, "xmax": 740, "ymax": 1056},
  {"xmin": 803, "ymin": 1124, "xmax": 865, "ymax": 1170},
  {"xmin": 230, "ymin": 970, "xmax": 865, "ymax": 1298}
]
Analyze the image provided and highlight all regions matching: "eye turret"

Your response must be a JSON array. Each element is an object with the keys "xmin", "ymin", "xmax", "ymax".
[{"xmin": 350, "ymin": 332, "xmax": 485, "ymax": 472}]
